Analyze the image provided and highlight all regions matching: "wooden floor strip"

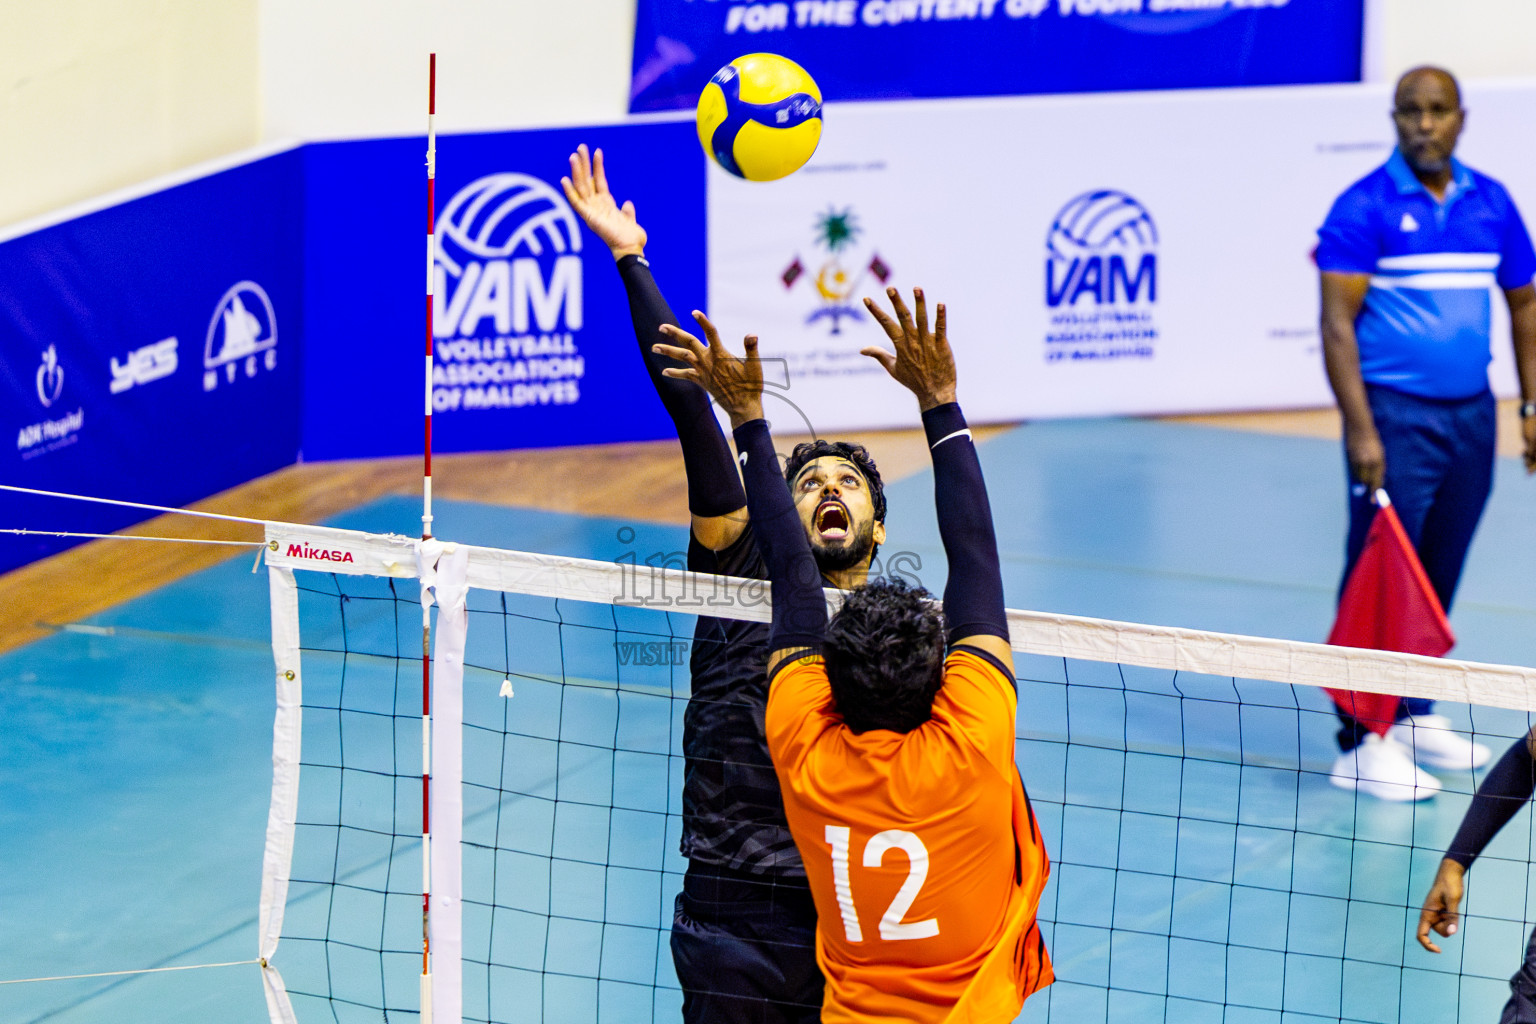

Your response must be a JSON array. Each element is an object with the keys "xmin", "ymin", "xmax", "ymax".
[{"xmin": 0, "ymin": 426, "xmax": 1003, "ymax": 654}]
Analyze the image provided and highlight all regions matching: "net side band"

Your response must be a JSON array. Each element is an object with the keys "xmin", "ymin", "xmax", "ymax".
[{"xmin": 264, "ymin": 522, "xmax": 1536, "ymax": 712}]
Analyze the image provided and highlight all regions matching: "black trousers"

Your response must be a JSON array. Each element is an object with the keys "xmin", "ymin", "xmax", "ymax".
[
  {"xmin": 1503, "ymin": 922, "xmax": 1536, "ymax": 1023},
  {"xmin": 670, "ymin": 860, "xmax": 825, "ymax": 1024}
]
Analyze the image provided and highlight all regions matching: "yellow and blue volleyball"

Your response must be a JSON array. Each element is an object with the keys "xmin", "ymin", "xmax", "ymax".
[{"xmin": 696, "ymin": 54, "xmax": 822, "ymax": 182}]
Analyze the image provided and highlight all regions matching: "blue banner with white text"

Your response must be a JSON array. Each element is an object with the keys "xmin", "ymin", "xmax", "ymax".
[
  {"xmin": 301, "ymin": 121, "xmax": 706, "ymax": 461},
  {"xmin": 0, "ymin": 151, "xmax": 304, "ymax": 575},
  {"xmin": 630, "ymin": 0, "xmax": 1363, "ymax": 112}
]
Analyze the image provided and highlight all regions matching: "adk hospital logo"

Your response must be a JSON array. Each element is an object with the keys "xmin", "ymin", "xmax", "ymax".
[
  {"xmin": 17, "ymin": 344, "xmax": 85, "ymax": 458},
  {"xmin": 432, "ymin": 172, "xmax": 585, "ymax": 413},
  {"xmin": 1044, "ymin": 190, "xmax": 1158, "ymax": 362}
]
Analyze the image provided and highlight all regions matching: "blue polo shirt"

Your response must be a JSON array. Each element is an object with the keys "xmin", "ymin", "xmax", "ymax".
[{"xmin": 1316, "ymin": 149, "xmax": 1536, "ymax": 399}]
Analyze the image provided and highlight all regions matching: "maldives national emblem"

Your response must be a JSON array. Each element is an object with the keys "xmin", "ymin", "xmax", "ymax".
[{"xmin": 781, "ymin": 207, "xmax": 892, "ymax": 335}]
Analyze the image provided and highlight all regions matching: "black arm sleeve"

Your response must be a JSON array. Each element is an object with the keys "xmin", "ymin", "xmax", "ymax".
[
  {"xmin": 617, "ymin": 254, "xmax": 746, "ymax": 518},
  {"xmin": 923, "ymin": 403, "xmax": 1008, "ymax": 645},
  {"xmin": 732, "ymin": 419, "xmax": 826, "ymax": 653},
  {"xmin": 1446, "ymin": 736, "xmax": 1536, "ymax": 869}
]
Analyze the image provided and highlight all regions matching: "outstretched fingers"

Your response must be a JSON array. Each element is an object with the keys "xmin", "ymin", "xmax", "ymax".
[
  {"xmin": 912, "ymin": 288, "xmax": 929, "ymax": 342},
  {"xmin": 567, "ymin": 145, "xmax": 592, "ymax": 196},
  {"xmin": 653, "ymin": 323, "xmax": 707, "ymax": 366},
  {"xmin": 860, "ymin": 345, "xmax": 899, "ymax": 375},
  {"xmin": 691, "ymin": 309, "xmax": 724, "ymax": 350},
  {"xmin": 887, "ymin": 287, "xmax": 917, "ymax": 340},
  {"xmin": 592, "ymin": 147, "xmax": 610, "ymax": 197},
  {"xmin": 934, "ymin": 302, "xmax": 946, "ymax": 344},
  {"xmin": 862, "ymin": 296, "xmax": 902, "ymax": 343}
]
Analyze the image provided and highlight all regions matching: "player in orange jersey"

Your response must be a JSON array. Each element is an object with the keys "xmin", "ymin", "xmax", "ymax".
[{"xmin": 652, "ymin": 286, "xmax": 1052, "ymax": 1023}]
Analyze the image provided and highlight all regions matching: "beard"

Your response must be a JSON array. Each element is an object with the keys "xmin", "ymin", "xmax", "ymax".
[
  {"xmin": 1402, "ymin": 142, "xmax": 1453, "ymax": 176},
  {"xmin": 810, "ymin": 517, "xmax": 877, "ymax": 572}
]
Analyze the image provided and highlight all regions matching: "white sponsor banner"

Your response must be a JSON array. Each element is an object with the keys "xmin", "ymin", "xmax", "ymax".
[{"xmin": 708, "ymin": 79, "xmax": 1536, "ymax": 430}]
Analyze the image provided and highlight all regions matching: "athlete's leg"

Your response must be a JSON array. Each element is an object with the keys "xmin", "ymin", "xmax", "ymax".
[
  {"xmin": 1500, "ymin": 919, "xmax": 1536, "ymax": 1023},
  {"xmin": 671, "ymin": 863, "xmax": 823, "ymax": 1024}
]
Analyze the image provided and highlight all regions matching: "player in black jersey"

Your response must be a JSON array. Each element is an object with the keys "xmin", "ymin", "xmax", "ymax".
[
  {"xmin": 1418, "ymin": 729, "xmax": 1536, "ymax": 1020},
  {"xmin": 562, "ymin": 145, "xmax": 889, "ymax": 1024}
]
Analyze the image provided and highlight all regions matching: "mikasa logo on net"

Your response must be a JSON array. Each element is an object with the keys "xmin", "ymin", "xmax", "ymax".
[
  {"xmin": 432, "ymin": 173, "xmax": 586, "ymax": 413},
  {"xmin": 285, "ymin": 542, "xmax": 355, "ymax": 564}
]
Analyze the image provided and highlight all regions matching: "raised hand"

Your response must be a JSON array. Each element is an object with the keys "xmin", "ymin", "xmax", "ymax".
[
  {"xmin": 1416, "ymin": 858, "xmax": 1465, "ymax": 953},
  {"xmin": 861, "ymin": 287, "xmax": 958, "ymax": 412},
  {"xmin": 652, "ymin": 311, "xmax": 765, "ymax": 428},
  {"xmin": 561, "ymin": 144, "xmax": 646, "ymax": 259}
]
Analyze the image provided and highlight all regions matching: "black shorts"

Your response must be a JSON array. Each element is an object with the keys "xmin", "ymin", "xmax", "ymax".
[{"xmin": 670, "ymin": 861, "xmax": 825, "ymax": 1024}]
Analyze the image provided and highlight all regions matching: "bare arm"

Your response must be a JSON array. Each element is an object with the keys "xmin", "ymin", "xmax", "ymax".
[
  {"xmin": 1320, "ymin": 271, "xmax": 1381, "ymax": 491},
  {"xmin": 1504, "ymin": 282, "xmax": 1536, "ymax": 473}
]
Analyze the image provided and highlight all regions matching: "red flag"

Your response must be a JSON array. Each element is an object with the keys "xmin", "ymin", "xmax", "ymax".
[{"xmin": 1323, "ymin": 492, "xmax": 1454, "ymax": 735}]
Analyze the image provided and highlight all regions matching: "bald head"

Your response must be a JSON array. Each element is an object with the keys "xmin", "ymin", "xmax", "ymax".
[
  {"xmin": 1396, "ymin": 66, "xmax": 1461, "ymax": 109},
  {"xmin": 1392, "ymin": 66, "xmax": 1464, "ymax": 181}
]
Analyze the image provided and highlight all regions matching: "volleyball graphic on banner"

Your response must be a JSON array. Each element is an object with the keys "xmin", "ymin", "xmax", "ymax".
[{"xmin": 696, "ymin": 53, "xmax": 822, "ymax": 181}]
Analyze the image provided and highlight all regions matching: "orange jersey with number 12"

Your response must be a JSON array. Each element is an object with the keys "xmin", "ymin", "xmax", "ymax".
[{"xmin": 765, "ymin": 648, "xmax": 1053, "ymax": 1024}]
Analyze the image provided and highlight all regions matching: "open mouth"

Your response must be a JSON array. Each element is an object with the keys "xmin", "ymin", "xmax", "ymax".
[{"xmin": 814, "ymin": 500, "xmax": 850, "ymax": 541}]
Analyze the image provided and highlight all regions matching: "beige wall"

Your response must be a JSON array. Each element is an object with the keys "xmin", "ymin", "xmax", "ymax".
[
  {"xmin": 258, "ymin": 0, "xmax": 637, "ymax": 142},
  {"xmin": 0, "ymin": 1, "xmax": 259, "ymax": 229},
  {"xmin": 1372, "ymin": 0, "xmax": 1536, "ymax": 83},
  {"xmin": 4, "ymin": 0, "xmax": 1536, "ymax": 232}
]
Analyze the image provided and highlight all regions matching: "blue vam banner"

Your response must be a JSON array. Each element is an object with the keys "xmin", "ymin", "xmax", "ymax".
[
  {"xmin": 301, "ymin": 120, "xmax": 707, "ymax": 460},
  {"xmin": 630, "ymin": 0, "xmax": 1362, "ymax": 111},
  {"xmin": 0, "ymin": 148, "xmax": 304, "ymax": 575}
]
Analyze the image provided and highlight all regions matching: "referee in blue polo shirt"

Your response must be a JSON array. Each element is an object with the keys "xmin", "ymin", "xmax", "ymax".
[{"xmin": 1317, "ymin": 66, "xmax": 1536, "ymax": 802}]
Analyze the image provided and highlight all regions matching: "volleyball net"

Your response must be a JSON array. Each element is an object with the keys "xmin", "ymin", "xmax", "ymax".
[{"xmin": 258, "ymin": 521, "xmax": 1536, "ymax": 1024}]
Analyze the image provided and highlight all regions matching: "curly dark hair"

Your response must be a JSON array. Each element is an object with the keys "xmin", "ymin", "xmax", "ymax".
[
  {"xmin": 824, "ymin": 577, "xmax": 947, "ymax": 734},
  {"xmin": 782, "ymin": 440, "xmax": 887, "ymax": 524}
]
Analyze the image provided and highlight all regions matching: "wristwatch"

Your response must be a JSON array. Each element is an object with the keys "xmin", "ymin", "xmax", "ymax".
[{"xmin": 1522, "ymin": 401, "xmax": 1536, "ymax": 419}]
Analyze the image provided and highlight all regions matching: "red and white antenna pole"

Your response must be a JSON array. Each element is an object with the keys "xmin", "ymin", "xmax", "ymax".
[
  {"xmin": 421, "ymin": 51, "xmax": 438, "ymax": 1024},
  {"xmin": 424, "ymin": 51, "xmax": 438, "ymax": 543}
]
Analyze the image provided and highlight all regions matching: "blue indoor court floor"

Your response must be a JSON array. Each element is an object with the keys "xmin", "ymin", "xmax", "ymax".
[{"xmin": 4, "ymin": 416, "xmax": 1536, "ymax": 1024}]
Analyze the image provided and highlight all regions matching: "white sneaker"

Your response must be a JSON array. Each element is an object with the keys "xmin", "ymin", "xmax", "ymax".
[
  {"xmin": 1387, "ymin": 714, "xmax": 1492, "ymax": 772},
  {"xmin": 1329, "ymin": 733, "xmax": 1441, "ymax": 802}
]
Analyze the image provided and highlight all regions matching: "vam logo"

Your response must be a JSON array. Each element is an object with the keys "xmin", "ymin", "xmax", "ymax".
[
  {"xmin": 36, "ymin": 345, "xmax": 64, "ymax": 407},
  {"xmin": 432, "ymin": 172, "xmax": 586, "ymax": 413},
  {"xmin": 1043, "ymin": 190, "xmax": 1159, "ymax": 363},
  {"xmin": 204, "ymin": 282, "xmax": 277, "ymax": 391},
  {"xmin": 1046, "ymin": 190, "xmax": 1156, "ymax": 307}
]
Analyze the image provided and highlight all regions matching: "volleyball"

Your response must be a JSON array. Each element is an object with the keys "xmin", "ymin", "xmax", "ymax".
[{"xmin": 695, "ymin": 53, "xmax": 823, "ymax": 182}]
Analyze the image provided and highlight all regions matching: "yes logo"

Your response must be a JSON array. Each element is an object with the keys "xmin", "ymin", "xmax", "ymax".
[{"xmin": 111, "ymin": 338, "xmax": 178, "ymax": 394}]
